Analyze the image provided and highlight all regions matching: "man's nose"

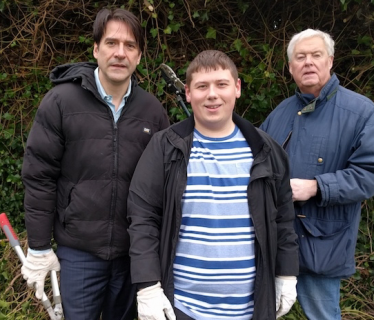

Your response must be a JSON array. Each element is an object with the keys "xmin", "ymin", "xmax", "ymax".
[
  {"xmin": 305, "ymin": 54, "xmax": 313, "ymax": 64},
  {"xmin": 115, "ymin": 44, "xmax": 126, "ymax": 58},
  {"xmin": 207, "ymin": 85, "xmax": 218, "ymax": 98}
]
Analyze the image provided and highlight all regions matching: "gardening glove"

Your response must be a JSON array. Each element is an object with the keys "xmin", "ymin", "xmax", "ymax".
[
  {"xmin": 137, "ymin": 281, "xmax": 176, "ymax": 320},
  {"xmin": 275, "ymin": 276, "xmax": 297, "ymax": 318},
  {"xmin": 21, "ymin": 248, "xmax": 60, "ymax": 300}
]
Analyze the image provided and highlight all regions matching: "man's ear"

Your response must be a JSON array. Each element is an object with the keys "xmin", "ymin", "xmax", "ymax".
[
  {"xmin": 235, "ymin": 78, "xmax": 241, "ymax": 98},
  {"xmin": 328, "ymin": 56, "xmax": 334, "ymax": 70},
  {"xmin": 185, "ymin": 85, "xmax": 191, "ymax": 103},
  {"xmin": 93, "ymin": 43, "xmax": 99, "ymax": 59},
  {"xmin": 288, "ymin": 61, "xmax": 293, "ymax": 76},
  {"xmin": 137, "ymin": 52, "xmax": 142, "ymax": 65}
]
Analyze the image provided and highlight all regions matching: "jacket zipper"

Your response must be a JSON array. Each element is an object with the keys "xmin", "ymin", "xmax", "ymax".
[
  {"xmin": 83, "ymin": 84, "xmax": 120, "ymax": 259},
  {"xmin": 83, "ymin": 84, "xmax": 126, "ymax": 259},
  {"xmin": 281, "ymin": 131, "xmax": 292, "ymax": 150},
  {"xmin": 247, "ymin": 151, "xmax": 274, "ymax": 313},
  {"xmin": 164, "ymin": 135, "xmax": 190, "ymax": 300},
  {"xmin": 108, "ymin": 119, "xmax": 119, "ymax": 258}
]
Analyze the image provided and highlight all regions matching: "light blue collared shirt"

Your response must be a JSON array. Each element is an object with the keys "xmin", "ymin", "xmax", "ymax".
[{"xmin": 94, "ymin": 67, "xmax": 132, "ymax": 123}]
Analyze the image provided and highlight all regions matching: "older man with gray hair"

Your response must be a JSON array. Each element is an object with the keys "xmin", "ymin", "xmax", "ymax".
[{"xmin": 261, "ymin": 29, "xmax": 374, "ymax": 320}]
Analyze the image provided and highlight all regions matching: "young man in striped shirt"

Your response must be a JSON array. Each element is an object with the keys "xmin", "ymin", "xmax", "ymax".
[{"xmin": 128, "ymin": 50, "xmax": 299, "ymax": 320}]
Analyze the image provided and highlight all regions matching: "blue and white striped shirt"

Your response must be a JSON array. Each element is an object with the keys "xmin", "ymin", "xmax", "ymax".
[{"xmin": 174, "ymin": 126, "xmax": 256, "ymax": 320}]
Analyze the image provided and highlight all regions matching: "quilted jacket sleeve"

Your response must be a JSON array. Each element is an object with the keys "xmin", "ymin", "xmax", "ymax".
[{"xmin": 22, "ymin": 90, "xmax": 65, "ymax": 249}]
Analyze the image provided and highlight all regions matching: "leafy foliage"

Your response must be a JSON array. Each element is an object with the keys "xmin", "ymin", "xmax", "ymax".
[{"xmin": 0, "ymin": 0, "xmax": 374, "ymax": 319}]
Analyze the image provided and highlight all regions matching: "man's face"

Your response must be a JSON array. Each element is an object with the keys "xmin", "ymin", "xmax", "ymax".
[
  {"xmin": 289, "ymin": 36, "xmax": 333, "ymax": 97},
  {"xmin": 185, "ymin": 68, "xmax": 241, "ymax": 137},
  {"xmin": 93, "ymin": 20, "xmax": 141, "ymax": 90}
]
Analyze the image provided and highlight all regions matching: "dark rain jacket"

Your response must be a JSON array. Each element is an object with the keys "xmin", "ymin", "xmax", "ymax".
[
  {"xmin": 261, "ymin": 74, "xmax": 374, "ymax": 277},
  {"xmin": 128, "ymin": 114, "xmax": 299, "ymax": 320},
  {"xmin": 22, "ymin": 62, "xmax": 169, "ymax": 260}
]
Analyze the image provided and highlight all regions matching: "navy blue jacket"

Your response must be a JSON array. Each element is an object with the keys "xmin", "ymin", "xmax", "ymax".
[{"xmin": 261, "ymin": 74, "xmax": 374, "ymax": 277}]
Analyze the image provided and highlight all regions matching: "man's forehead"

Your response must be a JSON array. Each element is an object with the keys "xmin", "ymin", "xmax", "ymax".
[
  {"xmin": 191, "ymin": 68, "xmax": 233, "ymax": 81},
  {"xmin": 294, "ymin": 37, "xmax": 326, "ymax": 52},
  {"xmin": 103, "ymin": 20, "xmax": 135, "ymax": 40}
]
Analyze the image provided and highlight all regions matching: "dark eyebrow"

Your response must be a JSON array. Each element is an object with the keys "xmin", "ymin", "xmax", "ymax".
[
  {"xmin": 104, "ymin": 38, "xmax": 137, "ymax": 45},
  {"xmin": 104, "ymin": 37, "xmax": 117, "ymax": 42}
]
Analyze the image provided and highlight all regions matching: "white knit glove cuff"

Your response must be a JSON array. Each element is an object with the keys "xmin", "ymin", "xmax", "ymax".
[
  {"xmin": 137, "ymin": 282, "xmax": 176, "ymax": 320},
  {"xmin": 21, "ymin": 249, "xmax": 60, "ymax": 299},
  {"xmin": 275, "ymin": 276, "xmax": 297, "ymax": 319}
]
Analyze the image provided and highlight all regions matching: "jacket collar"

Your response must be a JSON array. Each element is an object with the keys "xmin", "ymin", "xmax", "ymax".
[
  {"xmin": 170, "ymin": 113, "xmax": 265, "ymax": 158},
  {"xmin": 49, "ymin": 62, "xmax": 139, "ymax": 103},
  {"xmin": 233, "ymin": 113, "xmax": 265, "ymax": 157},
  {"xmin": 295, "ymin": 73, "xmax": 339, "ymax": 111}
]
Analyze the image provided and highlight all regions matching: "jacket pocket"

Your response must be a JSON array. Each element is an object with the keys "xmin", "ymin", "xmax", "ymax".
[
  {"xmin": 306, "ymin": 135, "xmax": 327, "ymax": 177},
  {"xmin": 262, "ymin": 174, "xmax": 282, "ymax": 222},
  {"xmin": 57, "ymin": 181, "xmax": 75, "ymax": 225},
  {"xmin": 298, "ymin": 217, "xmax": 350, "ymax": 276}
]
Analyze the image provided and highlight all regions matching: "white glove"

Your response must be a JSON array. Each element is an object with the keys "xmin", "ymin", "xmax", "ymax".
[
  {"xmin": 275, "ymin": 276, "xmax": 297, "ymax": 318},
  {"xmin": 21, "ymin": 249, "xmax": 60, "ymax": 299},
  {"xmin": 137, "ymin": 282, "xmax": 176, "ymax": 320}
]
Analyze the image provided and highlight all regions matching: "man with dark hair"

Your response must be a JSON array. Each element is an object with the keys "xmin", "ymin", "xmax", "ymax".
[
  {"xmin": 261, "ymin": 29, "xmax": 374, "ymax": 320},
  {"xmin": 21, "ymin": 7, "xmax": 169, "ymax": 320},
  {"xmin": 128, "ymin": 50, "xmax": 299, "ymax": 320}
]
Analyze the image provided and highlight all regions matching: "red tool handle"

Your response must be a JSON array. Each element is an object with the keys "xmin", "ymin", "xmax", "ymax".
[{"xmin": 0, "ymin": 212, "xmax": 20, "ymax": 248}]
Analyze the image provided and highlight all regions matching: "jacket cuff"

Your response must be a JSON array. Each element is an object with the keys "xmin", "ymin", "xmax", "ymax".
[{"xmin": 137, "ymin": 281, "xmax": 158, "ymax": 291}]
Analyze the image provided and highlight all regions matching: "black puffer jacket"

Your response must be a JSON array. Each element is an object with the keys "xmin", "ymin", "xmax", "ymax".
[
  {"xmin": 128, "ymin": 114, "xmax": 299, "ymax": 319},
  {"xmin": 22, "ymin": 62, "xmax": 169, "ymax": 260}
]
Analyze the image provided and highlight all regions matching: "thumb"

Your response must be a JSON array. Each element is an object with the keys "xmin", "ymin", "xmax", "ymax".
[
  {"xmin": 35, "ymin": 278, "xmax": 45, "ymax": 300},
  {"xmin": 164, "ymin": 308, "xmax": 176, "ymax": 320},
  {"xmin": 163, "ymin": 300, "xmax": 176, "ymax": 320}
]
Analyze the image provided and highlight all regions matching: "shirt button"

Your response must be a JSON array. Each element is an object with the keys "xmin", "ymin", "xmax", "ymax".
[
  {"xmin": 318, "ymin": 157, "xmax": 323, "ymax": 163},
  {"xmin": 298, "ymin": 111, "xmax": 302, "ymax": 115}
]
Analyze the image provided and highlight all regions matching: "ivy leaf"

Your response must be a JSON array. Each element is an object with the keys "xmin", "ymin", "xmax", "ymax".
[
  {"xmin": 164, "ymin": 26, "xmax": 172, "ymax": 34},
  {"xmin": 233, "ymin": 39, "xmax": 242, "ymax": 52},
  {"xmin": 206, "ymin": 27, "xmax": 216, "ymax": 39},
  {"xmin": 3, "ymin": 128, "xmax": 14, "ymax": 139},
  {"xmin": 150, "ymin": 28, "xmax": 158, "ymax": 38},
  {"xmin": 358, "ymin": 35, "xmax": 373, "ymax": 46},
  {"xmin": 2, "ymin": 113, "xmax": 14, "ymax": 120},
  {"xmin": 242, "ymin": 74, "xmax": 253, "ymax": 84},
  {"xmin": 170, "ymin": 23, "xmax": 181, "ymax": 32}
]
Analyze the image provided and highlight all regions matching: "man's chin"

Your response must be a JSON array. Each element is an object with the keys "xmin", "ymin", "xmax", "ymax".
[
  {"xmin": 301, "ymin": 80, "xmax": 319, "ymax": 88},
  {"xmin": 108, "ymin": 75, "xmax": 131, "ymax": 84}
]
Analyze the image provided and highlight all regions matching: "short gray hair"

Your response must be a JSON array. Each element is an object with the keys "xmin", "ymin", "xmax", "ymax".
[{"xmin": 287, "ymin": 29, "xmax": 335, "ymax": 61}]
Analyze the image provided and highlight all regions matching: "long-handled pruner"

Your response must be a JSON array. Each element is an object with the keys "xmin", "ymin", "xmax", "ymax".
[{"xmin": 0, "ymin": 212, "xmax": 63, "ymax": 320}]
